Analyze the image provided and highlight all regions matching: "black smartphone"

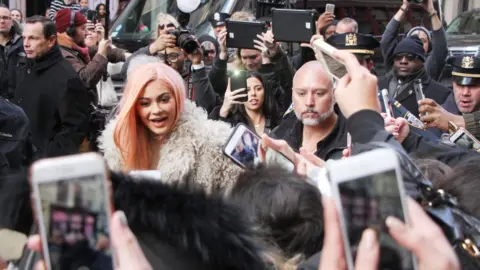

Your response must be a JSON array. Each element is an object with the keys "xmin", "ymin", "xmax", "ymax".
[
  {"xmin": 86, "ymin": 10, "xmax": 98, "ymax": 23},
  {"xmin": 230, "ymin": 70, "xmax": 248, "ymax": 102}
]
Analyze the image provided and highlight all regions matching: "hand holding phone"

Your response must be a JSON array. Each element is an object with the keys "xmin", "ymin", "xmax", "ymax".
[
  {"xmin": 328, "ymin": 148, "xmax": 416, "ymax": 270},
  {"xmin": 220, "ymin": 76, "xmax": 248, "ymax": 118},
  {"xmin": 329, "ymin": 50, "xmax": 381, "ymax": 118},
  {"xmin": 30, "ymin": 153, "xmax": 113, "ymax": 270}
]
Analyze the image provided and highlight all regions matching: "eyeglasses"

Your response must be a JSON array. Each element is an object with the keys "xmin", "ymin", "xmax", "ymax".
[
  {"xmin": 158, "ymin": 52, "xmax": 181, "ymax": 63},
  {"xmin": 158, "ymin": 23, "xmax": 175, "ymax": 31},
  {"xmin": 0, "ymin": 16, "xmax": 11, "ymax": 21},
  {"xmin": 394, "ymin": 53, "xmax": 418, "ymax": 62}
]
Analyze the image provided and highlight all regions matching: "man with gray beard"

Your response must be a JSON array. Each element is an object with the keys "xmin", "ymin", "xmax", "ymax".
[{"xmin": 270, "ymin": 61, "xmax": 348, "ymax": 161}]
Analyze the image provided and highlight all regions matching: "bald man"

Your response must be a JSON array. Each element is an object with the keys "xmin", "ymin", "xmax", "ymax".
[
  {"xmin": 336, "ymin": 17, "xmax": 358, "ymax": 34},
  {"xmin": 270, "ymin": 61, "xmax": 348, "ymax": 160}
]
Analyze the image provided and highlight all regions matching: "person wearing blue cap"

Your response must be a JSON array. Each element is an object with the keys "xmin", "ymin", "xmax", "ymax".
[
  {"xmin": 418, "ymin": 55, "xmax": 480, "ymax": 139},
  {"xmin": 380, "ymin": 0, "xmax": 447, "ymax": 81},
  {"xmin": 378, "ymin": 35, "xmax": 450, "ymax": 118}
]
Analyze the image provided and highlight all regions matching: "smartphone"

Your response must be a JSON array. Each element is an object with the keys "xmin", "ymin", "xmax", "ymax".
[
  {"xmin": 381, "ymin": 89, "xmax": 393, "ymax": 118},
  {"xmin": 230, "ymin": 70, "xmax": 248, "ymax": 102},
  {"xmin": 86, "ymin": 10, "xmax": 97, "ymax": 23},
  {"xmin": 326, "ymin": 3, "xmax": 335, "ymax": 13},
  {"xmin": 413, "ymin": 79, "xmax": 427, "ymax": 117},
  {"xmin": 449, "ymin": 128, "xmax": 480, "ymax": 151},
  {"xmin": 223, "ymin": 123, "xmax": 261, "ymax": 168},
  {"xmin": 312, "ymin": 38, "xmax": 344, "ymax": 81},
  {"xmin": 328, "ymin": 148, "xmax": 416, "ymax": 270},
  {"xmin": 30, "ymin": 153, "xmax": 113, "ymax": 270}
]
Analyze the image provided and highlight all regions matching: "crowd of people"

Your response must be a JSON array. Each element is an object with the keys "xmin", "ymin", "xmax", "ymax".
[{"xmin": 1, "ymin": 0, "xmax": 480, "ymax": 269}]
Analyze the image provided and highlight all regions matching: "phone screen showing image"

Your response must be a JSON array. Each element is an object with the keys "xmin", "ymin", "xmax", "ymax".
[
  {"xmin": 452, "ymin": 131, "xmax": 480, "ymax": 150},
  {"xmin": 36, "ymin": 175, "xmax": 112, "ymax": 270},
  {"xmin": 337, "ymin": 169, "xmax": 414, "ymax": 270},
  {"xmin": 227, "ymin": 127, "xmax": 260, "ymax": 168}
]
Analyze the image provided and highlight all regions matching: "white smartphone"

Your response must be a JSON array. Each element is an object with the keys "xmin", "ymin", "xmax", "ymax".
[
  {"xmin": 328, "ymin": 148, "xmax": 416, "ymax": 270},
  {"xmin": 30, "ymin": 153, "xmax": 113, "ymax": 270},
  {"xmin": 381, "ymin": 89, "xmax": 393, "ymax": 118},
  {"xmin": 449, "ymin": 128, "xmax": 480, "ymax": 151},
  {"xmin": 326, "ymin": 3, "xmax": 335, "ymax": 13}
]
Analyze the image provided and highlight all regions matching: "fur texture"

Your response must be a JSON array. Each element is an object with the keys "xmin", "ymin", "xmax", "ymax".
[
  {"xmin": 111, "ymin": 172, "xmax": 267, "ymax": 270},
  {"xmin": 98, "ymin": 100, "xmax": 241, "ymax": 195}
]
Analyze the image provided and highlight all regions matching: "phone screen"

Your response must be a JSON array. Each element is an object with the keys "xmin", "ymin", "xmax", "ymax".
[
  {"xmin": 224, "ymin": 125, "xmax": 260, "ymax": 168},
  {"xmin": 326, "ymin": 4, "xmax": 335, "ymax": 13},
  {"xmin": 35, "ymin": 175, "xmax": 112, "ymax": 270},
  {"xmin": 337, "ymin": 169, "xmax": 414, "ymax": 270},
  {"xmin": 230, "ymin": 70, "xmax": 248, "ymax": 102}
]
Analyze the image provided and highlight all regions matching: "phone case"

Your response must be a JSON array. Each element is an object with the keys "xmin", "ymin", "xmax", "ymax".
[
  {"xmin": 222, "ymin": 123, "xmax": 261, "ymax": 168},
  {"xmin": 230, "ymin": 71, "xmax": 248, "ymax": 102},
  {"xmin": 272, "ymin": 9, "xmax": 317, "ymax": 43},
  {"xmin": 226, "ymin": 20, "xmax": 267, "ymax": 49}
]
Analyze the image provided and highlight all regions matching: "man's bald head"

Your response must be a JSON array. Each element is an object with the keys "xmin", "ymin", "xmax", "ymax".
[
  {"xmin": 292, "ymin": 61, "xmax": 336, "ymax": 126},
  {"xmin": 293, "ymin": 61, "xmax": 334, "ymax": 90}
]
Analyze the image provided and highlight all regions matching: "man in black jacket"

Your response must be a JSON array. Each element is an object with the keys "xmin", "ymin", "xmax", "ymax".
[
  {"xmin": 0, "ymin": 5, "xmax": 23, "ymax": 99},
  {"xmin": 13, "ymin": 16, "xmax": 89, "ymax": 158},
  {"xmin": 378, "ymin": 36, "xmax": 450, "ymax": 118},
  {"xmin": 271, "ymin": 61, "xmax": 348, "ymax": 161}
]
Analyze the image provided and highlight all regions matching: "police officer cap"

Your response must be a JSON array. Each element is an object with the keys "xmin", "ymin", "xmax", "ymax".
[
  {"xmin": 210, "ymin": 12, "xmax": 230, "ymax": 27},
  {"xmin": 326, "ymin": 32, "xmax": 380, "ymax": 58},
  {"xmin": 447, "ymin": 55, "xmax": 480, "ymax": 86}
]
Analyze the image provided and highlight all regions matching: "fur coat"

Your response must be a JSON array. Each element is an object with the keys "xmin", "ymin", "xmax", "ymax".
[{"xmin": 98, "ymin": 100, "xmax": 241, "ymax": 195}]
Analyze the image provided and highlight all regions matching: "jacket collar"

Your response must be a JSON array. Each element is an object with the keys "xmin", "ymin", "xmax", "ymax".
[
  {"xmin": 389, "ymin": 69, "xmax": 431, "ymax": 102},
  {"xmin": 287, "ymin": 106, "xmax": 348, "ymax": 160},
  {"xmin": 29, "ymin": 44, "xmax": 64, "ymax": 73}
]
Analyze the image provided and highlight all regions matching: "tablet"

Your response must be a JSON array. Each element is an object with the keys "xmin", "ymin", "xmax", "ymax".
[
  {"xmin": 272, "ymin": 8, "xmax": 318, "ymax": 43},
  {"xmin": 226, "ymin": 20, "xmax": 267, "ymax": 49}
]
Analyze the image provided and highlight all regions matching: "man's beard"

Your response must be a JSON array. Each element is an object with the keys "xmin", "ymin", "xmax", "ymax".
[
  {"xmin": 295, "ymin": 98, "xmax": 335, "ymax": 126},
  {"xmin": 0, "ymin": 29, "xmax": 9, "ymax": 36}
]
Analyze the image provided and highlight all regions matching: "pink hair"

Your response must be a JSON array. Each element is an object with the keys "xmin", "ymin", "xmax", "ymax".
[{"xmin": 114, "ymin": 63, "xmax": 185, "ymax": 170}]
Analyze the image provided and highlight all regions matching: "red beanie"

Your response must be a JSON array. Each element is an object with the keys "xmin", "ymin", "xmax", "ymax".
[{"xmin": 55, "ymin": 8, "xmax": 87, "ymax": 33}]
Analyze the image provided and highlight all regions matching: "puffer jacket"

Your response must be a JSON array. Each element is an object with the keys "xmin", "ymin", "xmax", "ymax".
[{"xmin": 98, "ymin": 100, "xmax": 241, "ymax": 195}]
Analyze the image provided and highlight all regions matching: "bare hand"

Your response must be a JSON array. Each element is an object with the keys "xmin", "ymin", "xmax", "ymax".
[
  {"xmin": 422, "ymin": 0, "xmax": 435, "ymax": 13},
  {"xmin": 382, "ymin": 114, "xmax": 410, "ymax": 143},
  {"xmin": 186, "ymin": 45, "xmax": 203, "ymax": 65},
  {"xmin": 253, "ymin": 38, "xmax": 271, "ymax": 65},
  {"xmin": 256, "ymin": 30, "xmax": 278, "ymax": 55},
  {"xmin": 387, "ymin": 198, "xmax": 460, "ymax": 270},
  {"xmin": 220, "ymin": 78, "xmax": 247, "ymax": 117},
  {"xmin": 333, "ymin": 50, "xmax": 380, "ymax": 118},
  {"xmin": 149, "ymin": 29, "xmax": 176, "ymax": 54},
  {"xmin": 418, "ymin": 98, "xmax": 462, "ymax": 132},
  {"xmin": 98, "ymin": 38, "xmax": 112, "ymax": 57},
  {"xmin": 316, "ymin": 11, "xmax": 335, "ymax": 33}
]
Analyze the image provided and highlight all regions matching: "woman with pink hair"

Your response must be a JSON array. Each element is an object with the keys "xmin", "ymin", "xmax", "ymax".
[{"xmin": 98, "ymin": 62, "xmax": 240, "ymax": 195}]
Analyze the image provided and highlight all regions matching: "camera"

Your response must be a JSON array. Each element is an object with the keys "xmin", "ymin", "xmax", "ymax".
[
  {"xmin": 408, "ymin": 0, "xmax": 423, "ymax": 3},
  {"xmin": 168, "ymin": 29, "xmax": 199, "ymax": 54}
]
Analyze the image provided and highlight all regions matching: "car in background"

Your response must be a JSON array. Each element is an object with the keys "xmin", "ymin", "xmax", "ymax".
[{"xmin": 439, "ymin": 9, "xmax": 480, "ymax": 86}]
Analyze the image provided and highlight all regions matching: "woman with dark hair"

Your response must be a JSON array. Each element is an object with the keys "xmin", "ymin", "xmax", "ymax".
[
  {"xmin": 95, "ymin": 3, "xmax": 108, "ymax": 27},
  {"xmin": 209, "ymin": 72, "xmax": 281, "ymax": 135}
]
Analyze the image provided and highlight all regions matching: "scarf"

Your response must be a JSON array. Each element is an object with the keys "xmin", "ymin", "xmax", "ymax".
[{"xmin": 57, "ymin": 32, "xmax": 91, "ymax": 63}]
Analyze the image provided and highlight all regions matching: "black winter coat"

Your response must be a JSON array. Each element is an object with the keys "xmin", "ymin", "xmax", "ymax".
[
  {"xmin": 378, "ymin": 72, "xmax": 451, "ymax": 118},
  {"xmin": 13, "ymin": 45, "xmax": 90, "ymax": 158},
  {"xmin": 0, "ymin": 30, "xmax": 24, "ymax": 99}
]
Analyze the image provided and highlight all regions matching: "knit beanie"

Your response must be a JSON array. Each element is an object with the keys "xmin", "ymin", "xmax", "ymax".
[
  {"xmin": 406, "ymin": 26, "xmax": 432, "ymax": 42},
  {"xmin": 393, "ymin": 36, "xmax": 426, "ymax": 62},
  {"xmin": 55, "ymin": 8, "xmax": 87, "ymax": 33}
]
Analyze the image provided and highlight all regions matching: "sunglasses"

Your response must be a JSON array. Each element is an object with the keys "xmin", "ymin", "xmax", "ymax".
[
  {"xmin": 394, "ymin": 53, "xmax": 419, "ymax": 62},
  {"xmin": 158, "ymin": 23, "xmax": 175, "ymax": 31},
  {"xmin": 204, "ymin": 50, "xmax": 215, "ymax": 54},
  {"xmin": 242, "ymin": 55, "xmax": 258, "ymax": 60}
]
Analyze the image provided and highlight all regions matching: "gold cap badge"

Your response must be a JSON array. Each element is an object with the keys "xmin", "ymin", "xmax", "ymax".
[
  {"xmin": 462, "ymin": 56, "xmax": 474, "ymax": 69},
  {"xmin": 345, "ymin": 33, "xmax": 358, "ymax": 47}
]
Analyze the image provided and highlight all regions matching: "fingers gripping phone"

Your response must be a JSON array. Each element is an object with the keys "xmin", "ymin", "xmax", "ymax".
[
  {"xmin": 328, "ymin": 148, "xmax": 416, "ymax": 270},
  {"xmin": 30, "ymin": 153, "xmax": 113, "ymax": 270},
  {"xmin": 86, "ymin": 10, "xmax": 98, "ymax": 23},
  {"xmin": 230, "ymin": 70, "xmax": 248, "ymax": 102},
  {"xmin": 449, "ymin": 128, "xmax": 480, "ymax": 151},
  {"xmin": 223, "ymin": 124, "xmax": 294, "ymax": 171}
]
